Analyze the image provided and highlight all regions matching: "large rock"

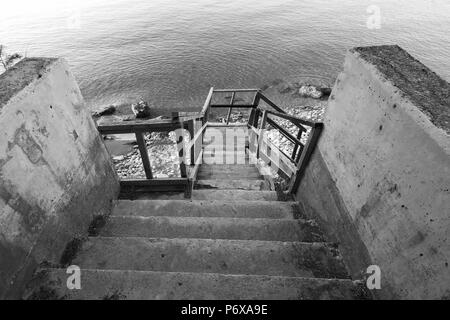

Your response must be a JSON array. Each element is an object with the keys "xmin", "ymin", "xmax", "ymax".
[
  {"xmin": 131, "ymin": 100, "xmax": 151, "ymax": 118},
  {"xmin": 297, "ymin": 85, "xmax": 323, "ymax": 99},
  {"xmin": 319, "ymin": 87, "xmax": 332, "ymax": 96}
]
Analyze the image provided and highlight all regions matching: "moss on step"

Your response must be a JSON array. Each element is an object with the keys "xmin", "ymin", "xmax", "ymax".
[
  {"xmin": 88, "ymin": 214, "xmax": 109, "ymax": 236},
  {"xmin": 59, "ymin": 237, "xmax": 85, "ymax": 267}
]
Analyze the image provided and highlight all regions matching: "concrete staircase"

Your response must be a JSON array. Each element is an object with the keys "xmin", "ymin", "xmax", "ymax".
[{"xmin": 25, "ymin": 126, "xmax": 369, "ymax": 300}]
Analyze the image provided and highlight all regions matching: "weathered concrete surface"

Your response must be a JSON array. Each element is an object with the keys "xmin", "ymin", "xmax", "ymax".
[
  {"xmin": 25, "ymin": 269, "xmax": 368, "ymax": 300},
  {"xmin": 197, "ymin": 164, "xmax": 263, "ymax": 180},
  {"xmin": 71, "ymin": 237, "xmax": 350, "ymax": 279},
  {"xmin": 296, "ymin": 45, "xmax": 450, "ymax": 299},
  {"xmin": 113, "ymin": 199, "xmax": 300, "ymax": 219},
  {"xmin": 100, "ymin": 216, "xmax": 324, "ymax": 242},
  {"xmin": 0, "ymin": 58, "xmax": 119, "ymax": 298},
  {"xmin": 195, "ymin": 179, "xmax": 271, "ymax": 190},
  {"xmin": 192, "ymin": 189, "xmax": 278, "ymax": 201}
]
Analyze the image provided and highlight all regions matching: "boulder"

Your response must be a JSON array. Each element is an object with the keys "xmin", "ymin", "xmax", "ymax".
[
  {"xmin": 92, "ymin": 105, "xmax": 116, "ymax": 117},
  {"xmin": 131, "ymin": 100, "xmax": 151, "ymax": 118},
  {"xmin": 319, "ymin": 87, "xmax": 332, "ymax": 96},
  {"xmin": 297, "ymin": 85, "xmax": 323, "ymax": 99}
]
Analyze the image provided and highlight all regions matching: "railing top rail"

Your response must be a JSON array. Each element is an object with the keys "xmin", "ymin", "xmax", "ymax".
[
  {"xmin": 257, "ymin": 92, "xmax": 285, "ymax": 114},
  {"xmin": 201, "ymin": 87, "xmax": 214, "ymax": 115},
  {"xmin": 97, "ymin": 116, "xmax": 195, "ymax": 134},
  {"xmin": 213, "ymin": 88, "xmax": 260, "ymax": 93},
  {"xmin": 209, "ymin": 104, "xmax": 256, "ymax": 109}
]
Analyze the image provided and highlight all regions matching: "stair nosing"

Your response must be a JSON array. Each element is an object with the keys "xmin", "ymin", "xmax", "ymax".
[
  {"xmin": 87, "ymin": 236, "xmax": 332, "ymax": 247},
  {"xmin": 40, "ymin": 267, "xmax": 354, "ymax": 283},
  {"xmin": 108, "ymin": 215, "xmax": 307, "ymax": 223}
]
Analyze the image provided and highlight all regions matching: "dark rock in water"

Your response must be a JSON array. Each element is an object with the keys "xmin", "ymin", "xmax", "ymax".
[
  {"xmin": 92, "ymin": 105, "xmax": 116, "ymax": 117},
  {"xmin": 131, "ymin": 100, "xmax": 151, "ymax": 118},
  {"xmin": 319, "ymin": 87, "xmax": 332, "ymax": 96}
]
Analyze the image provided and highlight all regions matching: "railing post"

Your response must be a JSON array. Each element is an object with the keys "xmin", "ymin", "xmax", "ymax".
[
  {"xmin": 248, "ymin": 92, "xmax": 261, "ymax": 128},
  {"xmin": 202, "ymin": 87, "xmax": 214, "ymax": 125},
  {"xmin": 252, "ymin": 90, "xmax": 261, "ymax": 107},
  {"xmin": 174, "ymin": 113, "xmax": 187, "ymax": 178},
  {"xmin": 135, "ymin": 131, "xmax": 153, "ymax": 179},
  {"xmin": 288, "ymin": 124, "xmax": 323, "ymax": 194},
  {"xmin": 225, "ymin": 92, "xmax": 236, "ymax": 125},
  {"xmin": 253, "ymin": 108, "xmax": 261, "ymax": 128},
  {"xmin": 256, "ymin": 110, "xmax": 268, "ymax": 159},
  {"xmin": 188, "ymin": 119, "xmax": 195, "ymax": 165}
]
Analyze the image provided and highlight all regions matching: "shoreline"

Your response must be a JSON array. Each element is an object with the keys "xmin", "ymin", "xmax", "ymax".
[{"xmin": 99, "ymin": 80, "xmax": 330, "ymax": 179}]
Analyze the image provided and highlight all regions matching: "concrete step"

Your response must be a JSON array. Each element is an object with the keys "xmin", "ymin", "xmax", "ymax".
[
  {"xmin": 113, "ymin": 200, "xmax": 300, "ymax": 219},
  {"xmin": 202, "ymin": 141, "xmax": 249, "ymax": 152},
  {"xmin": 99, "ymin": 216, "xmax": 324, "ymax": 242},
  {"xmin": 71, "ymin": 237, "xmax": 349, "ymax": 279},
  {"xmin": 192, "ymin": 190, "xmax": 279, "ymax": 201},
  {"xmin": 202, "ymin": 151, "xmax": 251, "ymax": 165},
  {"xmin": 197, "ymin": 171, "xmax": 262, "ymax": 180},
  {"xmin": 199, "ymin": 164, "xmax": 257, "ymax": 172},
  {"xmin": 203, "ymin": 150, "xmax": 249, "ymax": 157},
  {"xmin": 195, "ymin": 179, "xmax": 271, "ymax": 190},
  {"xmin": 197, "ymin": 164, "xmax": 262, "ymax": 180},
  {"xmin": 199, "ymin": 164, "xmax": 259, "ymax": 174},
  {"xmin": 26, "ymin": 269, "xmax": 369, "ymax": 300}
]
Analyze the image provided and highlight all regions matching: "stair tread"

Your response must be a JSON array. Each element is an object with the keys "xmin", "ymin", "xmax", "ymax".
[
  {"xmin": 192, "ymin": 190, "xmax": 280, "ymax": 201},
  {"xmin": 113, "ymin": 200, "xmax": 301, "ymax": 219},
  {"xmin": 197, "ymin": 173, "xmax": 263, "ymax": 180},
  {"xmin": 199, "ymin": 164, "xmax": 257, "ymax": 170},
  {"xmin": 195, "ymin": 179, "xmax": 271, "ymax": 190},
  {"xmin": 100, "ymin": 216, "xmax": 324, "ymax": 242},
  {"xmin": 71, "ymin": 237, "xmax": 349, "ymax": 279},
  {"xmin": 197, "ymin": 164, "xmax": 263, "ymax": 179},
  {"xmin": 26, "ymin": 269, "xmax": 369, "ymax": 300}
]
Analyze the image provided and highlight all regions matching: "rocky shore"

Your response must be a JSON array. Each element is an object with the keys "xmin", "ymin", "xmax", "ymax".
[
  {"xmin": 96, "ymin": 80, "xmax": 330, "ymax": 180},
  {"xmin": 266, "ymin": 104, "xmax": 325, "ymax": 157},
  {"xmin": 109, "ymin": 132, "xmax": 191, "ymax": 179}
]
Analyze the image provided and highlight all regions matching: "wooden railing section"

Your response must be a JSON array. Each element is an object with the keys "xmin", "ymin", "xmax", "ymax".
[{"xmin": 97, "ymin": 87, "xmax": 323, "ymax": 196}]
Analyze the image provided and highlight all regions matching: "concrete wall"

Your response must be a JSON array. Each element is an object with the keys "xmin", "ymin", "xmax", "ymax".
[
  {"xmin": 296, "ymin": 45, "xmax": 450, "ymax": 299},
  {"xmin": 0, "ymin": 58, "xmax": 119, "ymax": 298}
]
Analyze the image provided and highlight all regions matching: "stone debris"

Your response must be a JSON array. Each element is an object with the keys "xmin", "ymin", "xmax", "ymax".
[
  {"xmin": 266, "ymin": 105, "xmax": 325, "ymax": 156},
  {"xmin": 269, "ymin": 80, "xmax": 332, "ymax": 99},
  {"xmin": 131, "ymin": 100, "xmax": 151, "ymax": 118},
  {"xmin": 297, "ymin": 85, "xmax": 323, "ymax": 99},
  {"xmin": 113, "ymin": 131, "xmax": 191, "ymax": 179}
]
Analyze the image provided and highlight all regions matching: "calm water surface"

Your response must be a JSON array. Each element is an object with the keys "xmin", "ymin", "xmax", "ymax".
[{"xmin": 1, "ymin": 0, "xmax": 450, "ymax": 111}]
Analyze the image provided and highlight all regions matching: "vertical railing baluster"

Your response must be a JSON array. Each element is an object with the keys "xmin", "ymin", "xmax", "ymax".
[
  {"xmin": 135, "ymin": 131, "xmax": 153, "ymax": 179},
  {"xmin": 256, "ymin": 110, "xmax": 268, "ymax": 159},
  {"xmin": 173, "ymin": 112, "xmax": 187, "ymax": 178},
  {"xmin": 226, "ymin": 92, "xmax": 236, "ymax": 125},
  {"xmin": 248, "ymin": 91, "xmax": 261, "ymax": 128},
  {"xmin": 188, "ymin": 119, "xmax": 195, "ymax": 165}
]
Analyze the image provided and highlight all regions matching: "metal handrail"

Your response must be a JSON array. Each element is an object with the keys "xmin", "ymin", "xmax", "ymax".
[{"xmin": 97, "ymin": 87, "xmax": 323, "ymax": 196}]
